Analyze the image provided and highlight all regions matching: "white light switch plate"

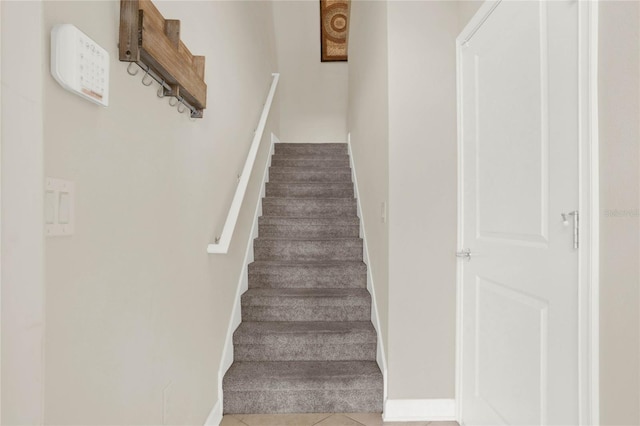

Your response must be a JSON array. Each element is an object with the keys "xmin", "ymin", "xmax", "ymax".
[{"xmin": 45, "ymin": 178, "xmax": 75, "ymax": 236}]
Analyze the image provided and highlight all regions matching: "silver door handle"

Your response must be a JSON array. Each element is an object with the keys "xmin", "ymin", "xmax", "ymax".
[
  {"xmin": 561, "ymin": 211, "xmax": 579, "ymax": 249},
  {"xmin": 456, "ymin": 248, "xmax": 474, "ymax": 260}
]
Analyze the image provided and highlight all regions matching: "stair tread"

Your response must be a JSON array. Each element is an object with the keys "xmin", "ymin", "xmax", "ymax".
[
  {"xmin": 263, "ymin": 196, "xmax": 355, "ymax": 200},
  {"xmin": 234, "ymin": 322, "xmax": 376, "ymax": 345},
  {"xmin": 266, "ymin": 182, "xmax": 352, "ymax": 185},
  {"xmin": 272, "ymin": 156, "xmax": 349, "ymax": 159},
  {"xmin": 270, "ymin": 167, "xmax": 351, "ymax": 171},
  {"xmin": 275, "ymin": 144, "xmax": 347, "ymax": 150},
  {"xmin": 255, "ymin": 237, "xmax": 362, "ymax": 241},
  {"xmin": 271, "ymin": 160, "xmax": 350, "ymax": 167},
  {"xmin": 267, "ymin": 180, "xmax": 353, "ymax": 186},
  {"xmin": 243, "ymin": 288, "xmax": 370, "ymax": 301},
  {"xmin": 249, "ymin": 260, "xmax": 366, "ymax": 267},
  {"xmin": 271, "ymin": 154, "xmax": 349, "ymax": 157},
  {"xmin": 277, "ymin": 143, "xmax": 347, "ymax": 146},
  {"xmin": 262, "ymin": 196, "xmax": 357, "ymax": 203},
  {"xmin": 235, "ymin": 321, "xmax": 376, "ymax": 337},
  {"xmin": 255, "ymin": 237, "xmax": 362, "ymax": 242},
  {"xmin": 259, "ymin": 216, "xmax": 359, "ymax": 224},
  {"xmin": 271, "ymin": 155, "xmax": 349, "ymax": 160},
  {"xmin": 265, "ymin": 183, "xmax": 354, "ymax": 198},
  {"xmin": 223, "ymin": 360, "xmax": 382, "ymax": 391}
]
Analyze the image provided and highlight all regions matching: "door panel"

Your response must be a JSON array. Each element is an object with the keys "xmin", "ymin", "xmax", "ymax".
[
  {"xmin": 476, "ymin": 277, "xmax": 548, "ymax": 425},
  {"xmin": 459, "ymin": 1, "xmax": 580, "ymax": 425},
  {"xmin": 475, "ymin": 6, "xmax": 549, "ymax": 244}
]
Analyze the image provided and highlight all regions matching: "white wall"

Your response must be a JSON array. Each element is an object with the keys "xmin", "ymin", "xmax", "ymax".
[
  {"xmin": 41, "ymin": 1, "xmax": 278, "ymax": 424},
  {"xmin": 386, "ymin": 1, "xmax": 460, "ymax": 400},
  {"xmin": 598, "ymin": 2, "xmax": 640, "ymax": 425},
  {"xmin": 347, "ymin": 0, "xmax": 390, "ymax": 361},
  {"xmin": 272, "ymin": 1, "xmax": 348, "ymax": 142},
  {"xmin": 1, "ymin": 1, "xmax": 45, "ymax": 424},
  {"xmin": 457, "ymin": 0, "xmax": 483, "ymax": 30},
  {"xmin": 349, "ymin": 0, "xmax": 460, "ymax": 401}
]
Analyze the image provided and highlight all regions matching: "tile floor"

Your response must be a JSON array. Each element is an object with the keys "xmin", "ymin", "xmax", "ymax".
[{"xmin": 220, "ymin": 413, "xmax": 459, "ymax": 426}]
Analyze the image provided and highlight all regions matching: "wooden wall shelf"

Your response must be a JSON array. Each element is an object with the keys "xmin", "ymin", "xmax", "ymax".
[{"xmin": 119, "ymin": 0, "xmax": 207, "ymax": 118}]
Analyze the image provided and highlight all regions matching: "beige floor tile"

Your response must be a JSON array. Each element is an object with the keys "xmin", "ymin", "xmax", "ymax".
[
  {"xmin": 220, "ymin": 415, "xmax": 248, "ymax": 426},
  {"xmin": 314, "ymin": 414, "xmax": 365, "ymax": 426},
  {"xmin": 237, "ymin": 413, "xmax": 332, "ymax": 426},
  {"xmin": 343, "ymin": 413, "xmax": 383, "ymax": 426},
  {"xmin": 220, "ymin": 413, "xmax": 459, "ymax": 426}
]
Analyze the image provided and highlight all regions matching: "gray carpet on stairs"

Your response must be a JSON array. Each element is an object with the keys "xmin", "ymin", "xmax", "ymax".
[{"xmin": 222, "ymin": 143, "xmax": 383, "ymax": 414}]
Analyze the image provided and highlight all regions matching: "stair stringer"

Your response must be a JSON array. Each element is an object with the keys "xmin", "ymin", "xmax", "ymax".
[
  {"xmin": 211, "ymin": 133, "xmax": 280, "ymax": 425},
  {"xmin": 347, "ymin": 134, "xmax": 389, "ymax": 406}
]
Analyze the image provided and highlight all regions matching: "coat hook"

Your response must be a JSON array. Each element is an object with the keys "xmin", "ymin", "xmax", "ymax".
[
  {"xmin": 157, "ymin": 80, "xmax": 166, "ymax": 98},
  {"xmin": 141, "ymin": 68, "xmax": 153, "ymax": 86},
  {"xmin": 177, "ymin": 101, "xmax": 186, "ymax": 114},
  {"xmin": 126, "ymin": 62, "xmax": 139, "ymax": 76},
  {"xmin": 168, "ymin": 97, "xmax": 179, "ymax": 107}
]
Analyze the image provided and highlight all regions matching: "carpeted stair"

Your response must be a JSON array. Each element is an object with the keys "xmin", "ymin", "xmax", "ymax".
[{"xmin": 222, "ymin": 143, "xmax": 383, "ymax": 414}]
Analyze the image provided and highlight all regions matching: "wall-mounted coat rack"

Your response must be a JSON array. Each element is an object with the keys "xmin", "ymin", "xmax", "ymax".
[{"xmin": 119, "ymin": 0, "xmax": 207, "ymax": 118}]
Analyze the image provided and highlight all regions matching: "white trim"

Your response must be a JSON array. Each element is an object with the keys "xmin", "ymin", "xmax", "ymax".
[
  {"xmin": 454, "ymin": 2, "xmax": 600, "ymax": 425},
  {"xmin": 207, "ymin": 73, "xmax": 279, "ymax": 254},
  {"xmin": 383, "ymin": 399, "xmax": 456, "ymax": 422},
  {"xmin": 457, "ymin": 0, "xmax": 501, "ymax": 47},
  {"xmin": 0, "ymin": 1, "xmax": 3, "ymax": 419},
  {"xmin": 454, "ymin": 5, "xmax": 504, "ymax": 421},
  {"xmin": 347, "ymin": 133, "xmax": 388, "ymax": 405},
  {"xmin": 211, "ymin": 133, "xmax": 279, "ymax": 424},
  {"xmin": 204, "ymin": 400, "xmax": 222, "ymax": 426},
  {"xmin": 579, "ymin": 2, "xmax": 600, "ymax": 424},
  {"xmin": 454, "ymin": 29, "xmax": 465, "ymax": 426}
]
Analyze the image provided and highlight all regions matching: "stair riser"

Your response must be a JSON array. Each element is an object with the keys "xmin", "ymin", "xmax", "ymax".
[
  {"xmin": 274, "ymin": 144, "xmax": 348, "ymax": 156},
  {"xmin": 269, "ymin": 170, "xmax": 352, "ymax": 183},
  {"xmin": 265, "ymin": 183, "xmax": 354, "ymax": 198},
  {"xmin": 254, "ymin": 241, "xmax": 363, "ymax": 262},
  {"xmin": 248, "ymin": 270, "xmax": 366, "ymax": 289},
  {"xmin": 233, "ymin": 343, "xmax": 376, "ymax": 362},
  {"xmin": 223, "ymin": 389, "xmax": 382, "ymax": 414},
  {"xmin": 271, "ymin": 158, "xmax": 350, "ymax": 168},
  {"xmin": 241, "ymin": 304, "xmax": 371, "ymax": 322},
  {"xmin": 259, "ymin": 224, "xmax": 359, "ymax": 239},
  {"xmin": 262, "ymin": 202, "xmax": 356, "ymax": 217}
]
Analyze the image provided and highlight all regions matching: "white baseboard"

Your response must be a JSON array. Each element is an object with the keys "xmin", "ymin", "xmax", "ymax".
[
  {"xmin": 346, "ymin": 133, "xmax": 389, "ymax": 404},
  {"xmin": 204, "ymin": 400, "xmax": 222, "ymax": 426},
  {"xmin": 383, "ymin": 399, "xmax": 456, "ymax": 422},
  {"xmin": 207, "ymin": 133, "xmax": 279, "ymax": 426}
]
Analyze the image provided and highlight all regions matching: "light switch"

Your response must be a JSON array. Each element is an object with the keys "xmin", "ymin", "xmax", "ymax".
[
  {"xmin": 45, "ymin": 191, "xmax": 56, "ymax": 224},
  {"xmin": 45, "ymin": 178, "xmax": 75, "ymax": 236},
  {"xmin": 58, "ymin": 192, "xmax": 71, "ymax": 224}
]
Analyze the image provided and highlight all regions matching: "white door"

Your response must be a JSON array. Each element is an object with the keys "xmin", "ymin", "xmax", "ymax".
[{"xmin": 457, "ymin": 1, "xmax": 588, "ymax": 425}]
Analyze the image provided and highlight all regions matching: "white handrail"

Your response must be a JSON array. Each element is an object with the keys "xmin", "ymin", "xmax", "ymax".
[{"xmin": 207, "ymin": 73, "xmax": 280, "ymax": 254}]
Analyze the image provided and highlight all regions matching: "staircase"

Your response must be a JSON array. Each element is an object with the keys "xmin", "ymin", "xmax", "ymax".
[{"xmin": 223, "ymin": 143, "xmax": 383, "ymax": 414}]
